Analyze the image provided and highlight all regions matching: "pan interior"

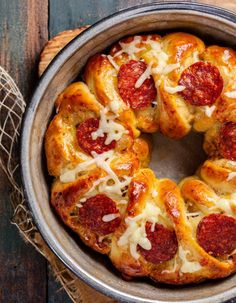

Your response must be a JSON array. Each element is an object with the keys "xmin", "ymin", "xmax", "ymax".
[{"xmin": 150, "ymin": 132, "xmax": 206, "ymax": 183}]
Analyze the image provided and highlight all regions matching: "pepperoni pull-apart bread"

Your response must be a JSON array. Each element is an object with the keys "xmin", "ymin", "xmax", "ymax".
[{"xmin": 45, "ymin": 32, "xmax": 236, "ymax": 284}]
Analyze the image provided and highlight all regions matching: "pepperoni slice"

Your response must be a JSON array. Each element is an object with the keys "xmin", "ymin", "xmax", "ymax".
[
  {"xmin": 78, "ymin": 194, "xmax": 121, "ymax": 235},
  {"xmin": 178, "ymin": 62, "xmax": 223, "ymax": 106},
  {"xmin": 138, "ymin": 222, "xmax": 178, "ymax": 264},
  {"xmin": 219, "ymin": 122, "xmax": 236, "ymax": 161},
  {"xmin": 197, "ymin": 213, "xmax": 236, "ymax": 257},
  {"xmin": 117, "ymin": 60, "xmax": 157, "ymax": 109},
  {"xmin": 76, "ymin": 118, "xmax": 115, "ymax": 155}
]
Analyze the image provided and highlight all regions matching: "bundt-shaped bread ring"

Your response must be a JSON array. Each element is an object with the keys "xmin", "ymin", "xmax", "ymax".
[{"xmin": 45, "ymin": 32, "xmax": 236, "ymax": 285}]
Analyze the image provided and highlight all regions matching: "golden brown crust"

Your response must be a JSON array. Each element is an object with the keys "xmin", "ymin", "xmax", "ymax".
[
  {"xmin": 180, "ymin": 177, "xmax": 216, "ymax": 208},
  {"xmin": 45, "ymin": 32, "xmax": 236, "ymax": 285},
  {"xmin": 45, "ymin": 82, "xmax": 101, "ymax": 176},
  {"xmin": 158, "ymin": 81, "xmax": 193, "ymax": 139},
  {"xmin": 51, "ymin": 169, "xmax": 112, "ymax": 254},
  {"xmin": 202, "ymin": 45, "xmax": 236, "ymax": 83},
  {"xmin": 200, "ymin": 159, "xmax": 236, "ymax": 194},
  {"xmin": 162, "ymin": 32, "xmax": 205, "ymax": 64},
  {"xmin": 216, "ymin": 79, "xmax": 236, "ymax": 124}
]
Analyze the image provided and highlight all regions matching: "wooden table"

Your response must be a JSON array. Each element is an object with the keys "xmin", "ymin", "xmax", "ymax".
[{"xmin": 0, "ymin": 0, "xmax": 236, "ymax": 302}]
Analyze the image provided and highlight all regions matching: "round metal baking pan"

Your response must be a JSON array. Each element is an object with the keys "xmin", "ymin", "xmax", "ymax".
[{"xmin": 21, "ymin": 2, "xmax": 236, "ymax": 302}]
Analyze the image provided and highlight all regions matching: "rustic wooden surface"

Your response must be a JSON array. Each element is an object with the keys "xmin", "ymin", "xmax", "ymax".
[
  {"xmin": 0, "ymin": 0, "xmax": 236, "ymax": 302},
  {"xmin": 39, "ymin": 27, "xmax": 89, "ymax": 76}
]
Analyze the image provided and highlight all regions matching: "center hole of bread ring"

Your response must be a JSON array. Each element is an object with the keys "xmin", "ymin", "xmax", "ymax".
[{"xmin": 150, "ymin": 132, "xmax": 206, "ymax": 182}]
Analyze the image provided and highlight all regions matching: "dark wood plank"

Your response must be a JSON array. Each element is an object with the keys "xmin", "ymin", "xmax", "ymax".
[
  {"xmin": 49, "ymin": 0, "xmax": 154, "ymax": 38},
  {"xmin": 47, "ymin": 266, "xmax": 71, "ymax": 303},
  {"xmin": 0, "ymin": 0, "xmax": 48, "ymax": 99},
  {"xmin": 0, "ymin": 169, "xmax": 46, "ymax": 303},
  {"xmin": 0, "ymin": 0, "xmax": 48, "ymax": 302}
]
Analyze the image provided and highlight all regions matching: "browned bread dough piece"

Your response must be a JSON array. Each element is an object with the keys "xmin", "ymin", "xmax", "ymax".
[{"xmin": 45, "ymin": 32, "xmax": 236, "ymax": 285}]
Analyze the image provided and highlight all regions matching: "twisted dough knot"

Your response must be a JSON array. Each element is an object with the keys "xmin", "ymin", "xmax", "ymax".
[{"xmin": 45, "ymin": 32, "xmax": 236, "ymax": 284}]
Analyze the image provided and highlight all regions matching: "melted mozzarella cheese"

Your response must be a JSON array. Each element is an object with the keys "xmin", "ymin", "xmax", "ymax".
[
  {"xmin": 118, "ymin": 221, "xmax": 151, "ymax": 260},
  {"xmin": 107, "ymin": 55, "xmax": 119, "ymax": 70},
  {"xmin": 95, "ymin": 175, "xmax": 131, "ymax": 196},
  {"xmin": 222, "ymin": 66, "xmax": 231, "ymax": 77},
  {"xmin": 143, "ymin": 55, "xmax": 179, "ymax": 83},
  {"xmin": 117, "ymin": 201, "xmax": 162, "ymax": 259},
  {"xmin": 118, "ymin": 36, "xmax": 145, "ymax": 59},
  {"xmin": 106, "ymin": 68, "xmax": 117, "ymax": 77},
  {"xmin": 222, "ymin": 50, "xmax": 231, "ymax": 62},
  {"xmin": 152, "ymin": 190, "xmax": 158, "ymax": 198},
  {"xmin": 60, "ymin": 150, "xmax": 114, "ymax": 183},
  {"xmin": 145, "ymin": 36, "xmax": 162, "ymax": 51},
  {"xmin": 178, "ymin": 246, "xmax": 202, "ymax": 274},
  {"xmin": 161, "ymin": 259, "xmax": 178, "ymax": 274},
  {"xmin": 203, "ymin": 105, "xmax": 216, "ymax": 117},
  {"xmin": 102, "ymin": 213, "xmax": 120, "ymax": 222},
  {"xmin": 162, "ymin": 245, "xmax": 202, "ymax": 274},
  {"xmin": 151, "ymin": 51, "xmax": 169, "ymax": 75},
  {"xmin": 91, "ymin": 107, "xmax": 128, "ymax": 144},
  {"xmin": 77, "ymin": 152, "xmax": 92, "ymax": 161},
  {"xmin": 135, "ymin": 65, "xmax": 151, "ymax": 88},
  {"xmin": 119, "ymin": 35, "xmax": 166, "ymax": 61},
  {"xmin": 60, "ymin": 170, "xmax": 77, "ymax": 183},
  {"xmin": 150, "ymin": 221, "xmax": 156, "ymax": 232},
  {"xmin": 162, "ymin": 63, "xmax": 180, "ymax": 75},
  {"xmin": 213, "ymin": 193, "xmax": 236, "ymax": 216},
  {"xmin": 117, "ymin": 199, "xmax": 128, "ymax": 205},
  {"xmin": 84, "ymin": 176, "xmax": 110, "ymax": 196},
  {"xmin": 216, "ymin": 198, "xmax": 233, "ymax": 215},
  {"xmin": 227, "ymin": 172, "xmax": 236, "ymax": 181},
  {"xmin": 61, "ymin": 143, "xmax": 132, "ymax": 208},
  {"xmin": 227, "ymin": 161, "xmax": 236, "ymax": 167},
  {"xmin": 118, "ymin": 35, "xmax": 170, "ymax": 80},
  {"xmin": 109, "ymin": 100, "xmax": 121, "ymax": 114},
  {"xmin": 90, "ymin": 151, "xmax": 132, "ymax": 196},
  {"xmin": 76, "ymin": 174, "xmax": 131, "ymax": 209},
  {"xmin": 152, "ymin": 100, "xmax": 158, "ymax": 106},
  {"xmin": 208, "ymin": 193, "xmax": 236, "ymax": 216},
  {"xmin": 224, "ymin": 91, "xmax": 236, "ymax": 98},
  {"xmin": 60, "ymin": 155, "xmax": 99, "ymax": 183},
  {"xmin": 164, "ymin": 81, "xmax": 186, "ymax": 94}
]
